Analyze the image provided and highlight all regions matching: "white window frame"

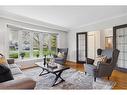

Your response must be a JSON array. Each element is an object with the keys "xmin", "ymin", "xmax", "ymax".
[{"xmin": 8, "ymin": 25, "xmax": 58, "ymax": 59}]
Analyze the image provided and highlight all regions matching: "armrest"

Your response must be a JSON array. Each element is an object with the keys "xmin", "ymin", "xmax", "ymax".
[
  {"xmin": 98, "ymin": 63, "xmax": 112, "ymax": 73},
  {"xmin": 86, "ymin": 58, "xmax": 94, "ymax": 65},
  {"xmin": 7, "ymin": 58, "xmax": 15, "ymax": 64},
  {"xmin": 99, "ymin": 62, "xmax": 111, "ymax": 67},
  {"xmin": 0, "ymin": 78, "xmax": 36, "ymax": 89},
  {"xmin": 94, "ymin": 62, "xmax": 113, "ymax": 77}
]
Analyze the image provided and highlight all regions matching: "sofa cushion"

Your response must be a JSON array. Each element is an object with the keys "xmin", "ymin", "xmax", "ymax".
[
  {"xmin": 13, "ymin": 73, "xmax": 26, "ymax": 80},
  {"xmin": 10, "ymin": 67, "xmax": 22, "ymax": 75},
  {"xmin": 9, "ymin": 64, "xmax": 18, "ymax": 69},
  {"xmin": 0, "ymin": 64, "xmax": 14, "ymax": 83}
]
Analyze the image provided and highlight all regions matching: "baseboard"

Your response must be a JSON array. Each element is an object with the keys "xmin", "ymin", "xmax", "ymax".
[
  {"xmin": 115, "ymin": 67, "xmax": 127, "ymax": 73},
  {"xmin": 66, "ymin": 60, "xmax": 77, "ymax": 64}
]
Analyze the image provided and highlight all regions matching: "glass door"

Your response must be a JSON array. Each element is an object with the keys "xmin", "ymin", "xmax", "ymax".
[
  {"xmin": 76, "ymin": 32, "xmax": 87, "ymax": 63},
  {"xmin": 113, "ymin": 24, "xmax": 127, "ymax": 71}
]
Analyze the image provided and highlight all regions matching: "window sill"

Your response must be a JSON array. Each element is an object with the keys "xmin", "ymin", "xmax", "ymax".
[{"xmin": 15, "ymin": 58, "xmax": 43, "ymax": 69}]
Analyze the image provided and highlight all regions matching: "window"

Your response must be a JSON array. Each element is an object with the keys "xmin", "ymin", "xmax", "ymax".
[
  {"xmin": 50, "ymin": 34, "xmax": 57, "ymax": 54},
  {"xmin": 43, "ymin": 34, "xmax": 50, "ymax": 56},
  {"xmin": 9, "ymin": 29, "xmax": 19, "ymax": 59},
  {"xmin": 20, "ymin": 31, "xmax": 31, "ymax": 58},
  {"xmin": 33, "ymin": 32, "xmax": 40, "ymax": 57},
  {"xmin": 8, "ymin": 26, "xmax": 58, "ymax": 59}
]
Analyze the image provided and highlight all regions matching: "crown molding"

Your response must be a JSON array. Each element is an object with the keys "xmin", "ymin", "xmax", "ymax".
[
  {"xmin": 0, "ymin": 10, "xmax": 70, "ymax": 32},
  {"xmin": 70, "ymin": 13, "xmax": 127, "ymax": 31}
]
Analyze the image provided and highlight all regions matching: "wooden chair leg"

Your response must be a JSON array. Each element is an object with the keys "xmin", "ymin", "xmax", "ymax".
[
  {"xmin": 94, "ymin": 77, "xmax": 96, "ymax": 82},
  {"xmin": 108, "ymin": 77, "xmax": 110, "ymax": 80}
]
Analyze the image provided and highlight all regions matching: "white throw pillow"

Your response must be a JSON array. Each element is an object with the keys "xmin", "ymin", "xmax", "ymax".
[
  {"xmin": 57, "ymin": 52, "xmax": 64, "ymax": 58},
  {"xmin": 93, "ymin": 55, "xmax": 107, "ymax": 66}
]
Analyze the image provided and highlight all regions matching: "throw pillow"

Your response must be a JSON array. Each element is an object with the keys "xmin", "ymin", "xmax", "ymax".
[
  {"xmin": 57, "ymin": 52, "xmax": 64, "ymax": 58},
  {"xmin": 93, "ymin": 55, "xmax": 107, "ymax": 66},
  {"xmin": 0, "ymin": 54, "xmax": 7, "ymax": 64},
  {"xmin": 0, "ymin": 64, "xmax": 14, "ymax": 83},
  {"xmin": 0, "ymin": 54, "xmax": 10, "ymax": 68}
]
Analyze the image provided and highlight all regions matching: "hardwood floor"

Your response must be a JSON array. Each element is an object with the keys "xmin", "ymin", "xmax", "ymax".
[{"xmin": 65, "ymin": 61, "xmax": 127, "ymax": 89}]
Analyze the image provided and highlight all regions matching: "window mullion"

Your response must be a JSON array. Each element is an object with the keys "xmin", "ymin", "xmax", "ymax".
[
  {"xmin": 18, "ymin": 30, "xmax": 22, "ymax": 59},
  {"xmin": 39, "ymin": 33, "xmax": 43, "ymax": 57},
  {"xmin": 48, "ymin": 34, "xmax": 51, "ymax": 51},
  {"xmin": 30, "ymin": 32, "xmax": 33, "ymax": 58}
]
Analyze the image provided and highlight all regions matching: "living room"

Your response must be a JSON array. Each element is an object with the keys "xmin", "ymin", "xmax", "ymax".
[{"xmin": 0, "ymin": 5, "xmax": 127, "ymax": 90}]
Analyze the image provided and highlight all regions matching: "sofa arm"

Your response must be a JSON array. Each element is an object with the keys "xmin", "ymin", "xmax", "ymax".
[{"xmin": 0, "ymin": 78, "xmax": 36, "ymax": 89}]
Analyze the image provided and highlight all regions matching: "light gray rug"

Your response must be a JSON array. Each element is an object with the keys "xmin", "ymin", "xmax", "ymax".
[{"xmin": 22, "ymin": 67, "xmax": 115, "ymax": 89}]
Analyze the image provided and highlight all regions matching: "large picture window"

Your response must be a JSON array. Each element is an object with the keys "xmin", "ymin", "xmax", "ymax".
[{"xmin": 8, "ymin": 25, "xmax": 58, "ymax": 59}]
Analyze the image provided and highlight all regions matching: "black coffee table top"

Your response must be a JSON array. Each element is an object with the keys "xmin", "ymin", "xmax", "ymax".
[{"xmin": 35, "ymin": 62, "xmax": 70, "ymax": 73}]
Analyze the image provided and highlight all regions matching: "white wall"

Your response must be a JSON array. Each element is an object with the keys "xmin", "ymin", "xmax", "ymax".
[
  {"xmin": 0, "ymin": 20, "xmax": 6, "ymax": 55},
  {"xmin": 68, "ymin": 14, "xmax": 127, "ymax": 62},
  {"xmin": 87, "ymin": 32, "xmax": 95, "ymax": 59},
  {"xmin": 67, "ymin": 30, "xmax": 77, "ymax": 62},
  {"xmin": 0, "ymin": 17, "xmax": 68, "ymax": 57}
]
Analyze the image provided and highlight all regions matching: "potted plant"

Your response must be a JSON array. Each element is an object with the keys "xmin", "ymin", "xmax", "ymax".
[
  {"xmin": 20, "ymin": 52, "xmax": 25, "ymax": 59},
  {"xmin": 36, "ymin": 54, "xmax": 39, "ymax": 58}
]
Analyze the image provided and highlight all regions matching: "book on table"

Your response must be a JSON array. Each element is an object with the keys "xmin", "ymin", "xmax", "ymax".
[{"xmin": 47, "ymin": 63, "xmax": 57, "ymax": 69}]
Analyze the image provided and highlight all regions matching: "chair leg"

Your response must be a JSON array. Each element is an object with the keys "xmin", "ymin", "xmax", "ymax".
[
  {"xmin": 108, "ymin": 77, "xmax": 110, "ymax": 80},
  {"xmin": 94, "ymin": 77, "xmax": 96, "ymax": 82}
]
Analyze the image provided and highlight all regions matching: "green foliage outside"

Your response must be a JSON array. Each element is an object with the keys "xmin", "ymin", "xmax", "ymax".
[
  {"xmin": 9, "ymin": 52, "xmax": 18, "ymax": 58},
  {"xmin": 9, "ymin": 49, "xmax": 56, "ymax": 59},
  {"xmin": 9, "ymin": 33, "xmax": 57, "ymax": 59},
  {"xmin": 33, "ymin": 50, "xmax": 40, "ymax": 57}
]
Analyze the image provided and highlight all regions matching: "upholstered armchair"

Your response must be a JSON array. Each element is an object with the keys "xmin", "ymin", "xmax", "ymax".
[
  {"xmin": 54, "ymin": 48, "xmax": 68, "ymax": 65},
  {"xmin": 85, "ymin": 49, "xmax": 120, "ymax": 81}
]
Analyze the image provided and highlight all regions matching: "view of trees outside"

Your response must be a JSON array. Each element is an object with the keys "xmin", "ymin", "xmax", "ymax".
[
  {"xmin": 50, "ymin": 34, "xmax": 57, "ymax": 54},
  {"xmin": 42, "ymin": 34, "xmax": 57, "ymax": 56},
  {"xmin": 9, "ymin": 29, "xmax": 19, "ymax": 58},
  {"xmin": 9, "ymin": 28, "xmax": 57, "ymax": 59},
  {"xmin": 20, "ymin": 31, "xmax": 31, "ymax": 58},
  {"xmin": 33, "ymin": 32, "xmax": 40, "ymax": 57},
  {"xmin": 42, "ymin": 34, "xmax": 50, "ymax": 56}
]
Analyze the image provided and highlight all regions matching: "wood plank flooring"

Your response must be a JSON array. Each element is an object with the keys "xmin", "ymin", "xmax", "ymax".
[{"xmin": 65, "ymin": 61, "xmax": 127, "ymax": 89}]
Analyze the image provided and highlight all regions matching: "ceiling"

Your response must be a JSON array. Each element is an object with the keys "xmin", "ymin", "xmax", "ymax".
[{"xmin": 1, "ymin": 6, "xmax": 127, "ymax": 30}]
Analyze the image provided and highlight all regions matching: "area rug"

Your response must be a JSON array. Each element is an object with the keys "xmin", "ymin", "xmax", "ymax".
[{"xmin": 22, "ymin": 67, "xmax": 115, "ymax": 89}]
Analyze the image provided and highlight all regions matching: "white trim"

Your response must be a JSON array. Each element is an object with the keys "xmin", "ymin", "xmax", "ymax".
[
  {"xmin": 0, "ymin": 10, "xmax": 69, "ymax": 32},
  {"xmin": 71, "ymin": 13, "xmax": 127, "ymax": 31},
  {"xmin": 8, "ymin": 26, "xmax": 58, "ymax": 59},
  {"xmin": 7, "ymin": 24, "xmax": 59, "ymax": 35}
]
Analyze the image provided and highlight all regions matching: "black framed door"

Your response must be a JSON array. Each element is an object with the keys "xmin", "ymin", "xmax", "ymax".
[
  {"xmin": 76, "ymin": 32, "xmax": 87, "ymax": 63},
  {"xmin": 113, "ymin": 24, "xmax": 127, "ymax": 72}
]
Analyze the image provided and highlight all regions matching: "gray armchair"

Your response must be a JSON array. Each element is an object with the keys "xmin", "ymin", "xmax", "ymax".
[
  {"xmin": 85, "ymin": 49, "xmax": 120, "ymax": 81},
  {"xmin": 54, "ymin": 48, "xmax": 68, "ymax": 65}
]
